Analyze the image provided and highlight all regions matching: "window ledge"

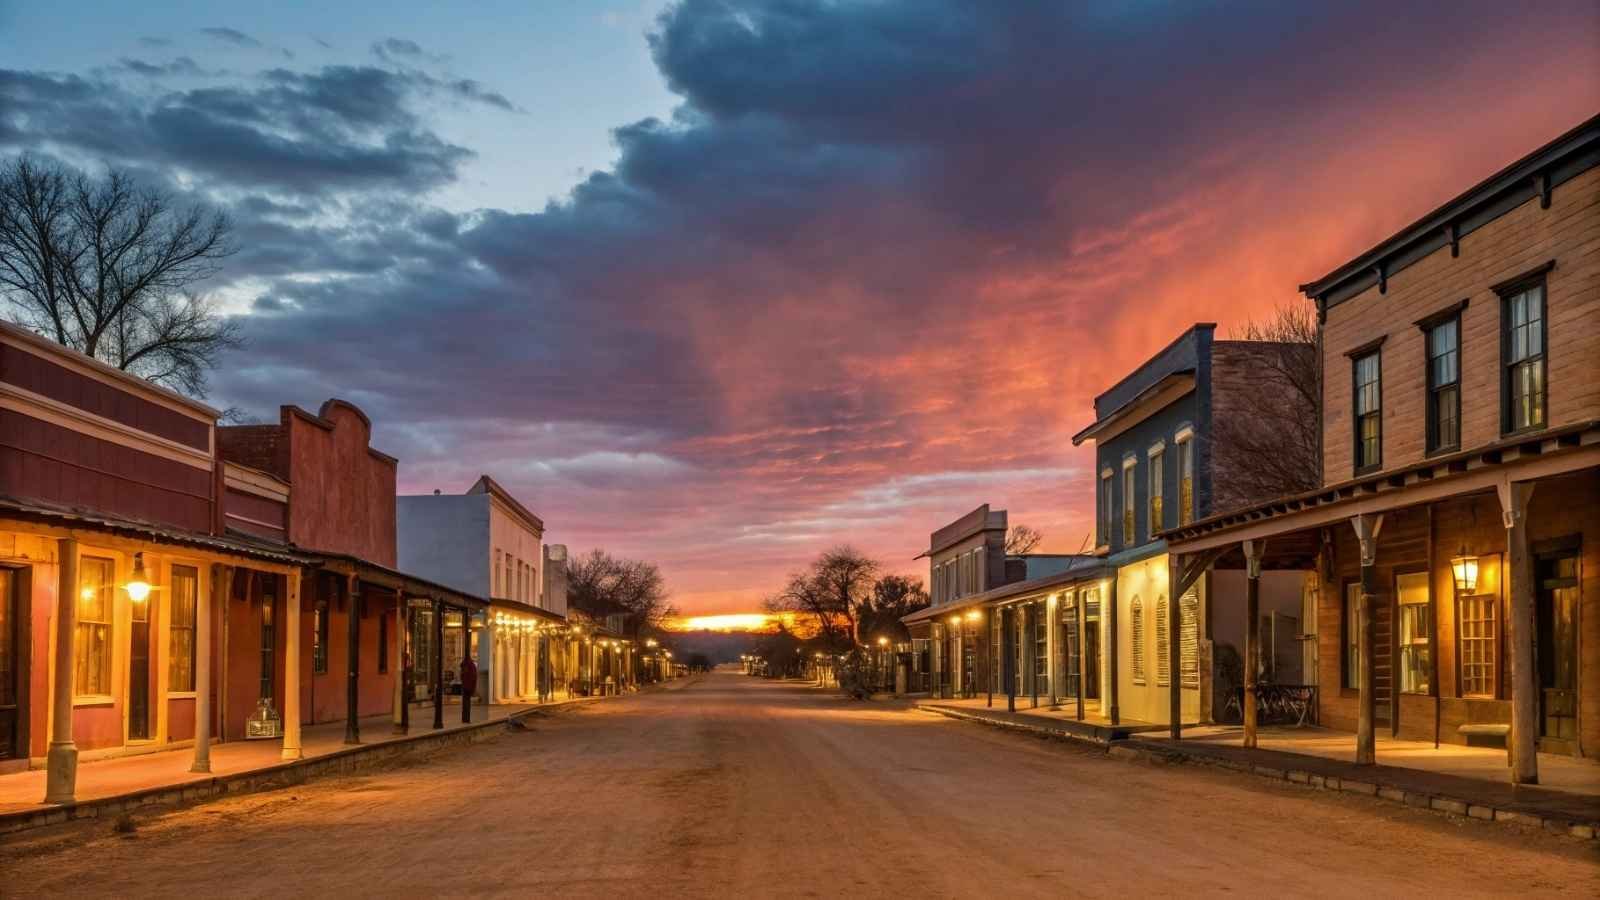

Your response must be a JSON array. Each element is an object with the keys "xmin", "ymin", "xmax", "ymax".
[
  {"xmin": 1423, "ymin": 445, "xmax": 1460, "ymax": 460},
  {"xmin": 166, "ymin": 691, "xmax": 197, "ymax": 699},
  {"xmin": 1499, "ymin": 423, "xmax": 1548, "ymax": 441},
  {"xmin": 73, "ymin": 696, "xmax": 114, "ymax": 707}
]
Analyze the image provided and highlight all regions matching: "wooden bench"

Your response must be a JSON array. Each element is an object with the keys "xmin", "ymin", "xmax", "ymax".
[{"xmin": 1458, "ymin": 723, "xmax": 1510, "ymax": 749}]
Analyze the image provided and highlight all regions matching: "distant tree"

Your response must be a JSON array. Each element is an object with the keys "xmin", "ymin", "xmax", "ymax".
[
  {"xmin": 566, "ymin": 549, "xmax": 677, "ymax": 635},
  {"xmin": 1211, "ymin": 303, "xmax": 1321, "ymax": 511},
  {"xmin": 752, "ymin": 624, "xmax": 804, "ymax": 678},
  {"xmin": 1005, "ymin": 524, "xmax": 1043, "ymax": 555},
  {"xmin": 763, "ymin": 545, "xmax": 878, "ymax": 648},
  {"xmin": 685, "ymin": 652, "xmax": 712, "ymax": 672},
  {"xmin": 857, "ymin": 574, "xmax": 929, "ymax": 644},
  {"xmin": 0, "ymin": 156, "xmax": 240, "ymax": 396}
]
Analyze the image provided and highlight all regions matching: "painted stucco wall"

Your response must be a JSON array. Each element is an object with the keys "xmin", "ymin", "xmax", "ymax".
[
  {"xmin": 396, "ymin": 494, "xmax": 490, "ymax": 598},
  {"xmin": 1114, "ymin": 553, "xmax": 1201, "ymax": 725},
  {"xmin": 488, "ymin": 498, "xmax": 542, "ymax": 606}
]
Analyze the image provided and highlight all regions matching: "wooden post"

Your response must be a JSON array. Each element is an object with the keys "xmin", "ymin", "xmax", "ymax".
[
  {"xmin": 1242, "ymin": 540, "xmax": 1264, "ymax": 749},
  {"xmin": 1002, "ymin": 606, "xmax": 1016, "ymax": 713},
  {"xmin": 282, "ymin": 569, "xmax": 303, "ymax": 761},
  {"xmin": 432, "ymin": 597, "xmax": 445, "ymax": 729},
  {"xmin": 1168, "ymin": 554, "xmax": 1183, "ymax": 740},
  {"xmin": 1076, "ymin": 591, "xmax": 1088, "ymax": 721},
  {"xmin": 1500, "ymin": 481, "xmax": 1539, "ymax": 784},
  {"xmin": 395, "ymin": 591, "xmax": 409, "ymax": 735},
  {"xmin": 1351, "ymin": 514, "xmax": 1383, "ymax": 765},
  {"xmin": 44, "ymin": 538, "xmax": 79, "ymax": 804},
  {"xmin": 192, "ymin": 564, "xmax": 221, "ymax": 773},
  {"xmin": 461, "ymin": 608, "xmax": 472, "ymax": 724},
  {"xmin": 1107, "ymin": 579, "xmax": 1119, "ymax": 726},
  {"xmin": 344, "ymin": 574, "xmax": 361, "ymax": 745}
]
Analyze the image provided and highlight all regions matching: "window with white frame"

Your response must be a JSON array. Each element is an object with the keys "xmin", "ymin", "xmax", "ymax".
[
  {"xmin": 1502, "ymin": 280, "xmax": 1546, "ymax": 433},
  {"xmin": 1122, "ymin": 459, "xmax": 1137, "ymax": 546},
  {"xmin": 1155, "ymin": 594, "xmax": 1170, "ymax": 687},
  {"xmin": 1148, "ymin": 443, "xmax": 1165, "ymax": 538},
  {"xmin": 1458, "ymin": 593, "xmax": 1497, "ymax": 698},
  {"xmin": 1099, "ymin": 469, "xmax": 1113, "ymax": 545},
  {"xmin": 1176, "ymin": 430, "xmax": 1195, "ymax": 525},
  {"xmin": 1130, "ymin": 595, "xmax": 1145, "ymax": 685}
]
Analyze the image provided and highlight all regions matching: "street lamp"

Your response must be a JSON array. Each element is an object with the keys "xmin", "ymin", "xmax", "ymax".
[{"xmin": 125, "ymin": 552, "xmax": 152, "ymax": 603}]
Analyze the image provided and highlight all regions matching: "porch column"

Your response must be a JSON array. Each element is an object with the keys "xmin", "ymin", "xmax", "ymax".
[
  {"xmin": 1500, "ymin": 481, "xmax": 1539, "ymax": 784},
  {"xmin": 1107, "ymin": 578, "xmax": 1119, "ymax": 726},
  {"xmin": 1076, "ymin": 592, "xmax": 1088, "ymax": 721},
  {"xmin": 1028, "ymin": 605, "xmax": 1039, "ymax": 708},
  {"xmin": 1242, "ymin": 540, "xmax": 1265, "ymax": 749},
  {"xmin": 432, "ymin": 597, "xmax": 444, "ymax": 729},
  {"xmin": 192, "ymin": 564, "xmax": 224, "ymax": 773},
  {"xmin": 282, "ymin": 569, "xmax": 303, "ymax": 761},
  {"xmin": 461, "ymin": 610, "xmax": 471, "ymax": 724},
  {"xmin": 394, "ymin": 591, "xmax": 409, "ymax": 735},
  {"xmin": 1351, "ymin": 514, "xmax": 1383, "ymax": 765},
  {"xmin": 1168, "ymin": 554, "xmax": 1183, "ymax": 740},
  {"xmin": 345, "ymin": 574, "xmax": 361, "ymax": 745},
  {"xmin": 1046, "ymin": 595, "xmax": 1059, "ymax": 707},
  {"xmin": 1001, "ymin": 606, "xmax": 1016, "ymax": 713},
  {"xmin": 44, "ymin": 538, "xmax": 79, "ymax": 805}
]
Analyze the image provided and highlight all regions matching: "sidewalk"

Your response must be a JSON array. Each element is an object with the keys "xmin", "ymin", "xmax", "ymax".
[
  {"xmin": 0, "ymin": 697, "xmax": 602, "ymax": 834},
  {"xmin": 918, "ymin": 697, "xmax": 1170, "ymax": 742},
  {"xmin": 916, "ymin": 699, "xmax": 1600, "ymax": 840}
]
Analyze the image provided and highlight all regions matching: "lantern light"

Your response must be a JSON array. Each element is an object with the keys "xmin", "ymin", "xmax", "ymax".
[
  {"xmin": 1451, "ymin": 555, "xmax": 1479, "ymax": 594},
  {"xmin": 126, "ymin": 553, "xmax": 152, "ymax": 603}
]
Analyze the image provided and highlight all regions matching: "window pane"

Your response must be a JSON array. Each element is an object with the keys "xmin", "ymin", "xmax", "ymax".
[
  {"xmin": 76, "ymin": 556, "xmax": 114, "ymax": 696},
  {"xmin": 1343, "ymin": 583, "xmax": 1360, "ymax": 690},
  {"xmin": 1131, "ymin": 597, "xmax": 1145, "ymax": 685},
  {"xmin": 1397, "ymin": 573, "xmax": 1430, "ymax": 694},
  {"xmin": 169, "ymin": 566, "xmax": 198, "ymax": 692},
  {"xmin": 1155, "ymin": 595, "xmax": 1169, "ymax": 687}
]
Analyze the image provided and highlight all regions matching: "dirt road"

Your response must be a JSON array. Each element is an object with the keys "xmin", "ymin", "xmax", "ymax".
[{"xmin": 3, "ymin": 673, "xmax": 1595, "ymax": 897}]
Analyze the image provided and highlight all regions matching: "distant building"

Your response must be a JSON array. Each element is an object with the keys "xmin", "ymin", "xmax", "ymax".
[{"xmin": 398, "ymin": 476, "xmax": 567, "ymax": 705}]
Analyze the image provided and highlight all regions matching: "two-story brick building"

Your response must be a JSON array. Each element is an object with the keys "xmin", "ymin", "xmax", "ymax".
[{"xmin": 1164, "ymin": 114, "xmax": 1599, "ymax": 783}]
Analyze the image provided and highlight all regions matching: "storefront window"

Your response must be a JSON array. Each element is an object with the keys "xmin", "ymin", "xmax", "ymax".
[
  {"xmin": 1397, "ymin": 572, "xmax": 1431, "ymax": 694},
  {"xmin": 1154, "ymin": 595, "xmax": 1170, "ymax": 687},
  {"xmin": 1458, "ymin": 594, "xmax": 1496, "ymax": 698},
  {"xmin": 75, "ymin": 556, "xmax": 114, "ymax": 697},
  {"xmin": 1034, "ymin": 603, "xmax": 1049, "ymax": 695},
  {"xmin": 169, "ymin": 565, "xmax": 198, "ymax": 692},
  {"xmin": 1130, "ymin": 596, "xmax": 1145, "ymax": 685}
]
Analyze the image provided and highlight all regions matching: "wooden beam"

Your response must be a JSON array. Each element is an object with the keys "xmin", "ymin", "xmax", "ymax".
[
  {"xmin": 1500, "ymin": 481, "xmax": 1539, "ymax": 784},
  {"xmin": 1242, "ymin": 540, "xmax": 1265, "ymax": 749}
]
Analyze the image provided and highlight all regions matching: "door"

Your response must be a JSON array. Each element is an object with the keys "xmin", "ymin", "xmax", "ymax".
[
  {"xmin": 0, "ymin": 569, "xmax": 19, "ymax": 758},
  {"xmin": 1537, "ymin": 551, "xmax": 1579, "ymax": 753},
  {"xmin": 259, "ymin": 586, "xmax": 276, "ymax": 704},
  {"xmin": 1084, "ymin": 593, "xmax": 1101, "ymax": 701},
  {"xmin": 129, "ymin": 592, "xmax": 152, "ymax": 741},
  {"xmin": 1061, "ymin": 606, "xmax": 1081, "ymax": 700}
]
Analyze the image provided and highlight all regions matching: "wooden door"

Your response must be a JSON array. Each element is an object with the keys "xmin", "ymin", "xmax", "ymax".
[
  {"xmin": 1537, "ymin": 552, "xmax": 1579, "ymax": 753},
  {"xmin": 129, "ymin": 594, "xmax": 153, "ymax": 740},
  {"xmin": 0, "ymin": 569, "xmax": 19, "ymax": 758}
]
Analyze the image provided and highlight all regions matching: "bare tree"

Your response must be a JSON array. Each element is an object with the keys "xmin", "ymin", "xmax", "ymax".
[
  {"xmin": 0, "ymin": 156, "xmax": 240, "ymax": 396},
  {"xmin": 764, "ymin": 545, "xmax": 879, "ymax": 648},
  {"xmin": 1211, "ymin": 302, "xmax": 1321, "ymax": 511},
  {"xmin": 857, "ymin": 574, "xmax": 929, "ymax": 644},
  {"xmin": 566, "ymin": 549, "xmax": 677, "ymax": 635},
  {"xmin": 1004, "ymin": 524, "xmax": 1043, "ymax": 555}
]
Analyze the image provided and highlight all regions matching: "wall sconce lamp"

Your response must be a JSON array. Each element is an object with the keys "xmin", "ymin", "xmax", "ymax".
[
  {"xmin": 1451, "ymin": 554, "xmax": 1479, "ymax": 594},
  {"xmin": 126, "ymin": 553, "xmax": 152, "ymax": 603}
]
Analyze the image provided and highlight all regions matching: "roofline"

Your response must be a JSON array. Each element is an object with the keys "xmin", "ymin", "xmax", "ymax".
[
  {"xmin": 1300, "ymin": 113, "xmax": 1600, "ymax": 305},
  {"xmin": 0, "ymin": 494, "xmax": 311, "ymax": 566},
  {"xmin": 0, "ymin": 319, "xmax": 222, "ymax": 419},
  {"xmin": 470, "ymin": 474, "xmax": 545, "ymax": 534},
  {"xmin": 901, "ymin": 560, "xmax": 1113, "ymax": 624},
  {"xmin": 1071, "ymin": 370, "xmax": 1196, "ymax": 445},
  {"xmin": 1088, "ymin": 322, "xmax": 1213, "ymax": 405}
]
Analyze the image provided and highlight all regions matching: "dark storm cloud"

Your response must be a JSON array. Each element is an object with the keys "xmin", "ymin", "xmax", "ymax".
[
  {"xmin": 200, "ymin": 27, "xmax": 262, "ymax": 48},
  {"xmin": 0, "ymin": 64, "xmax": 486, "ymax": 195},
  {"xmin": 118, "ymin": 57, "xmax": 213, "ymax": 78}
]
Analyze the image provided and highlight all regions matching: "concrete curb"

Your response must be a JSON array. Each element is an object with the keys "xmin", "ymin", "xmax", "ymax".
[
  {"xmin": 0, "ymin": 698, "xmax": 599, "ymax": 838},
  {"xmin": 920, "ymin": 705, "xmax": 1599, "ymax": 842}
]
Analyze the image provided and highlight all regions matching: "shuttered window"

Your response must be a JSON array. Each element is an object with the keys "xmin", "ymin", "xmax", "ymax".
[
  {"xmin": 1155, "ymin": 595, "xmax": 1170, "ymax": 687},
  {"xmin": 1180, "ymin": 589, "xmax": 1199, "ymax": 689},
  {"xmin": 1131, "ymin": 596, "xmax": 1146, "ymax": 685}
]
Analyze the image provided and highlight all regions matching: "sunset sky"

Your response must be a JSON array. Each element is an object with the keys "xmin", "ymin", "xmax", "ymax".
[{"xmin": 4, "ymin": 2, "xmax": 1598, "ymax": 616}]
